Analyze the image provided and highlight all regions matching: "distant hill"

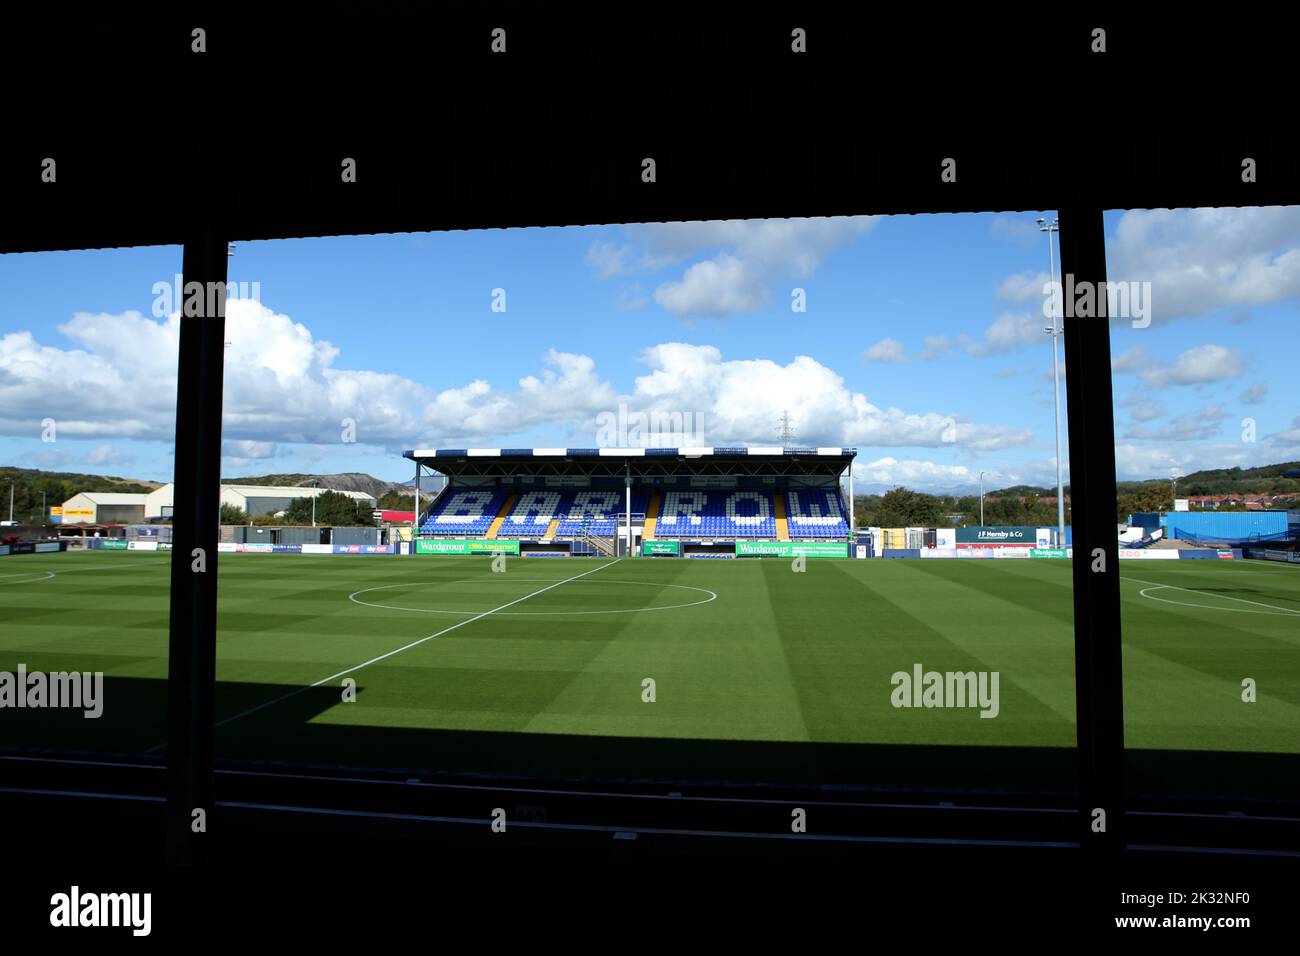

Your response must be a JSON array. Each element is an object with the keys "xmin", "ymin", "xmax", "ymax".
[
  {"xmin": 0, "ymin": 466, "xmax": 162, "ymax": 524},
  {"xmin": 0, "ymin": 466, "xmax": 161, "ymax": 493},
  {"xmin": 220, "ymin": 472, "xmax": 412, "ymax": 500},
  {"xmin": 980, "ymin": 461, "xmax": 1300, "ymax": 499}
]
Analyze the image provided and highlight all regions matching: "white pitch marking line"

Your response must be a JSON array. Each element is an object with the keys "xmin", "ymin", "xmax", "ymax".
[
  {"xmin": 347, "ymin": 578, "xmax": 717, "ymax": 616},
  {"xmin": 1122, "ymin": 575, "xmax": 1300, "ymax": 617},
  {"xmin": 193, "ymin": 558, "xmax": 625, "ymax": 739},
  {"xmin": 0, "ymin": 570, "xmax": 56, "ymax": 583}
]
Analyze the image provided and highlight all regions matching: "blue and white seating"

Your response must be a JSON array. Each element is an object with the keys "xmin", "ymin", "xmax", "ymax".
[
  {"xmin": 554, "ymin": 490, "xmax": 650, "ymax": 538},
  {"xmin": 654, "ymin": 490, "xmax": 775, "ymax": 538},
  {"xmin": 420, "ymin": 487, "xmax": 511, "ymax": 536},
  {"xmin": 786, "ymin": 488, "xmax": 849, "ymax": 538},
  {"xmin": 496, "ymin": 490, "xmax": 575, "ymax": 538}
]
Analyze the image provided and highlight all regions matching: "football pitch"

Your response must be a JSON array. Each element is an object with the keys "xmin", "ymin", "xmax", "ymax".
[{"xmin": 2, "ymin": 551, "xmax": 1298, "ymax": 796}]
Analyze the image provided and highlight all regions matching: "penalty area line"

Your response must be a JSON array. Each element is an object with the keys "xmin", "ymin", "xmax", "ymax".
[{"xmin": 145, "ymin": 558, "xmax": 623, "ymax": 751}]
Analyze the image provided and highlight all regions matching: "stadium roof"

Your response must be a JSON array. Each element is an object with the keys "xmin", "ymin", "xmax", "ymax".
[
  {"xmin": 403, "ymin": 447, "xmax": 857, "ymax": 480},
  {"xmin": 404, "ymin": 447, "xmax": 856, "ymax": 458}
]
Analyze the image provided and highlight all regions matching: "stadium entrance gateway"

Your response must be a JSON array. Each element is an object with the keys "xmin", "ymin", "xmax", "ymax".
[{"xmin": 402, "ymin": 446, "xmax": 857, "ymax": 559}]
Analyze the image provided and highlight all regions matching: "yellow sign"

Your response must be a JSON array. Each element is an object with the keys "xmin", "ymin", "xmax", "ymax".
[
  {"xmin": 50, "ymin": 507, "xmax": 63, "ymax": 516},
  {"xmin": 62, "ymin": 508, "xmax": 95, "ymax": 521}
]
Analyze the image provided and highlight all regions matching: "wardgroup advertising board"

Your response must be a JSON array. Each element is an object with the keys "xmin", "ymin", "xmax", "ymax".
[
  {"xmin": 735, "ymin": 541, "xmax": 848, "ymax": 558},
  {"xmin": 641, "ymin": 540, "xmax": 680, "ymax": 556},
  {"xmin": 416, "ymin": 539, "xmax": 521, "ymax": 555}
]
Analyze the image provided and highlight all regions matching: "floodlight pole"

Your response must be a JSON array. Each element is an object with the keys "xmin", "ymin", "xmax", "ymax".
[
  {"xmin": 7, "ymin": 482, "xmax": 12, "ymax": 523},
  {"xmin": 848, "ymin": 462, "xmax": 855, "ymax": 537},
  {"xmin": 306, "ymin": 478, "xmax": 318, "ymax": 527},
  {"xmin": 1040, "ymin": 216, "xmax": 1066, "ymax": 547},
  {"xmin": 979, "ymin": 471, "xmax": 985, "ymax": 526},
  {"xmin": 412, "ymin": 461, "xmax": 420, "ymax": 555}
]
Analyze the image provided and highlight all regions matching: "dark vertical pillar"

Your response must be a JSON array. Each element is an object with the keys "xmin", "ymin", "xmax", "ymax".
[
  {"xmin": 1058, "ymin": 207, "xmax": 1125, "ymax": 853},
  {"xmin": 165, "ymin": 233, "xmax": 228, "ymax": 865}
]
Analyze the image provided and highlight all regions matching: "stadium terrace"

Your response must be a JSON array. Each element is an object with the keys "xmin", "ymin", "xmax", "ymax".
[{"xmin": 404, "ymin": 446, "xmax": 858, "ymax": 558}]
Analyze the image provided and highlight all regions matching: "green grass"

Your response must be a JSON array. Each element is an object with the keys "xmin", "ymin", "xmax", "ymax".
[{"xmin": 1, "ymin": 551, "xmax": 1298, "ymax": 796}]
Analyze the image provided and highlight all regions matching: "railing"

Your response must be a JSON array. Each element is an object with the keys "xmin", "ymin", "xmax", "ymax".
[{"xmin": 579, "ymin": 530, "xmax": 616, "ymax": 556}]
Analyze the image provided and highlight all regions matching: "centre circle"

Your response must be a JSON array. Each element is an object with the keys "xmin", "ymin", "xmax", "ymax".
[{"xmin": 348, "ymin": 578, "xmax": 718, "ymax": 616}]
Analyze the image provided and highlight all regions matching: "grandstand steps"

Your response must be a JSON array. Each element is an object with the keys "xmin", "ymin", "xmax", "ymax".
[
  {"xmin": 543, "ymin": 517, "xmax": 560, "ymax": 539},
  {"xmin": 484, "ymin": 493, "xmax": 517, "ymax": 539},
  {"xmin": 643, "ymin": 490, "xmax": 662, "ymax": 539},
  {"xmin": 582, "ymin": 529, "xmax": 616, "ymax": 557},
  {"xmin": 774, "ymin": 491, "xmax": 790, "ymax": 541}
]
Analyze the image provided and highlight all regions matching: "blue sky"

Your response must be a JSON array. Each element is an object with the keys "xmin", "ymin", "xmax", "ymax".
[{"xmin": 2, "ymin": 209, "xmax": 1298, "ymax": 492}]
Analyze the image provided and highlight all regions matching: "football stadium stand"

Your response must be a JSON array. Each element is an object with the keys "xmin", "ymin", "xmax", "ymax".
[
  {"xmin": 785, "ymin": 488, "xmax": 850, "ymax": 538},
  {"xmin": 654, "ymin": 490, "xmax": 776, "ymax": 537},
  {"xmin": 420, "ymin": 487, "xmax": 513, "ymax": 536},
  {"xmin": 403, "ymin": 446, "xmax": 857, "ymax": 556}
]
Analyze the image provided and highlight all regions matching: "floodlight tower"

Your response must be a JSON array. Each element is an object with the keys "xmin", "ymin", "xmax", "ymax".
[
  {"xmin": 1038, "ymin": 216, "xmax": 1065, "ymax": 546},
  {"xmin": 306, "ymin": 478, "xmax": 319, "ymax": 528},
  {"xmin": 979, "ymin": 471, "xmax": 985, "ymax": 527}
]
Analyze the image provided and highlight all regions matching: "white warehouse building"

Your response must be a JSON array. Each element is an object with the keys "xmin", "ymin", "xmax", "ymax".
[
  {"xmin": 59, "ymin": 492, "xmax": 150, "ymax": 524},
  {"xmin": 144, "ymin": 483, "xmax": 376, "ymax": 520}
]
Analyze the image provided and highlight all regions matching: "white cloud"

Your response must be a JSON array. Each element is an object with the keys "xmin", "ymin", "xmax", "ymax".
[
  {"xmin": 628, "ymin": 343, "xmax": 1033, "ymax": 450},
  {"xmin": 854, "ymin": 457, "xmax": 977, "ymax": 487},
  {"xmin": 1271, "ymin": 416, "xmax": 1300, "ymax": 445},
  {"xmin": 852, "ymin": 456, "xmax": 1069, "ymax": 493},
  {"xmin": 996, "ymin": 271, "xmax": 1052, "ymax": 305},
  {"xmin": 1112, "ymin": 345, "xmax": 1152, "ymax": 373},
  {"xmin": 585, "ymin": 242, "xmax": 637, "ymax": 279},
  {"xmin": 1240, "ymin": 383, "xmax": 1268, "ymax": 404},
  {"xmin": 653, "ymin": 254, "xmax": 766, "ymax": 317},
  {"xmin": 1129, "ymin": 400, "xmax": 1164, "ymax": 422},
  {"xmin": 86, "ymin": 443, "xmax": 132, "ymax": 467},
  {"xmin": 964, "ymin": 312, "xmax": 1045, "ymax": 356},
  {"xmin": 863, "ymin": 337, "xmax": 908, "ymax": 363},
  {"xmin": 1123, "ymin": 405, "xmax": 1227, "ymax": 441},
  {"xmin": 630, "ymin": 217, "xmax": 877, "ymax": 276},
  {"xmin": 0, "ymin": 300, "xmax": 620, "ymax": 450},
  {"xmin": 221, "ymin": 440, "xmax": 277, "ymax": 459},
  {"xmin": 990, "ymin": 217, "xmax": 1042, "ymax": 245},
  {"xmin": 1107, "ymin": 207, "xmax": 1300, "ymax": 324},
  {"xmin": 1112, "ymin": 442, "xmax": 1259, "ymax": 482},
  {"xmin": 590, "ymin": 216, "xmax": 877, "ymax": 318},
  {"xmin": 921, "ymin": 335, "xmax": 952, "ymax": 360},
  {"xmin": 617, "ymin": 283, "xmax": 648, "ymax": 310},
  {"xmin": 1, "ymin": 302, "xmax": 1033, "ymax": 457},
  {"xmin": 1139, "ymin": 344, "xmax": 1244, "ymax": 388},
  {"xmin": 861, "ymin": 335, "xmax": 952, "ymax": 364}
]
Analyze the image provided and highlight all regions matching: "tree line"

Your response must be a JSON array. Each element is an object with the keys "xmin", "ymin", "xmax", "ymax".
[{"xmin": 219, "ymin": 490, "xmax": 377, "ymax": 526}]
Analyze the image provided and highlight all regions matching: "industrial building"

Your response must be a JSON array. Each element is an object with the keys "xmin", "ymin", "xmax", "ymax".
[
  {"xmin": 58, "ymin": 492, "xmax": 149, "ymax": 524},
  {"xmin": 61, "ymin": 484, "xmax": 377, "ymax": 523},
  {"xmin": 143, "ymin": 482, "xmax": 376, "ymax": 519}
]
